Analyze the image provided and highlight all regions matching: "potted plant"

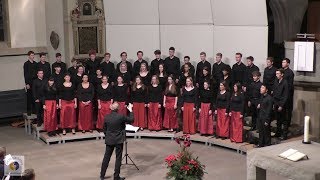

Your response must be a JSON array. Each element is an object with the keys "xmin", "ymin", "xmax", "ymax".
[{"xmin": 165, "ymin": 134, "xmax": 206, "ymax": 180}]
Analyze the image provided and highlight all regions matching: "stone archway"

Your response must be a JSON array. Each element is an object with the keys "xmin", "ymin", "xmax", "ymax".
[{"xmin": 269, "ymin": 0, "xmax": 308, "ymax": 44}]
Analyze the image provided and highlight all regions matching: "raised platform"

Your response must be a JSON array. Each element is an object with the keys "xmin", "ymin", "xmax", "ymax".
[
  {"xmin": 99, "ymin": 130, "xmax": 175, "ymax": 140},
  {"xmin": 60, "ymin": 130, "xmax": 100, "ymax": 143},
  {"xmin": 39, "ymin": 132, "xmax": 62, "ymax": 145}
]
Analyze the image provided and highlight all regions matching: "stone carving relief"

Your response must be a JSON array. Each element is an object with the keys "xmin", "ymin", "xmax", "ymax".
[{"xmin": 71, "ymin": 0, "xmax": 105, "ymax": 59}]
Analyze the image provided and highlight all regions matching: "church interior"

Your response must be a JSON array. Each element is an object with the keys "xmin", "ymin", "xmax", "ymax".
[{"xmin": 0, "ymin": 0, "xmax": 320, "ymax": 180}]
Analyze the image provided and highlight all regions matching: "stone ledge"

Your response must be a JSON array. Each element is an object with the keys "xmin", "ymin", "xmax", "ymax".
[{"xmin": 0, "ymin": 47, "xmax": 48, "ymax": 57}]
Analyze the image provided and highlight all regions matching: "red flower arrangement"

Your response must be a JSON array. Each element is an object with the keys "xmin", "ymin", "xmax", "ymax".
[{"xmin": 165, "ymin": 134, "xmax": 206, "ymax": 180}]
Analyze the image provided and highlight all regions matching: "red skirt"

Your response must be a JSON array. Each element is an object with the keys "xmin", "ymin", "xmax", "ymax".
[
  {"xmin": 198, "ymin": 103, "xmax": 214, "ymax": 135},
  {"xmin": 96, "ymin": 100, "xmax": 112, "ymax": 129},
  {"xmin": 163, "ymin": 97, "xmax": 178, "ymax": 129},
  {"xmin": 43, "ymin": 100, "xmax": 57, "ymax": 132},
  {"xmin": 216, "ymin": 108, "xmax": 230, "ymax": 138},
  {"xmin": 148, "ymin": 102, "xmax": 162, "ymax": 130},
  {"xmin": 60, "ymin": 100, "xmax": 76, "ymax": 129},
  {"xmin": 182, "ymin": 103, "xmax": 196, "ymax": 134},
  {"xmin": 132, "ymin": 102, "xmax": 147, "ymax": 128},
  {"xmin": 116, "ymin": 101, "xmax": 127, "ymax": 116},
  {"xmin": 230, "ymin": 111, "xmax": 243, "ymax": 143},
  {"xmin": 78, "ymin": 102, "xmax": 93, "ymax": 131}
]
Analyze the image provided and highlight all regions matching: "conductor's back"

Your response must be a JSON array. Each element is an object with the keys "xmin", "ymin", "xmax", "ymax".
[
  {"xmin": 100, "ymin": 102, "xmax": 134, "ymax": 180},
  {"xmin": 104, "ymin": 110, "xmax": 133, "ymax": 145}
]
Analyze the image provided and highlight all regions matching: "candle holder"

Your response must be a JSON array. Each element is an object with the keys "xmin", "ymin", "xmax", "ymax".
[{"xmin": 302, "ymin": 140, "xmax": 311, "ymax": 144}]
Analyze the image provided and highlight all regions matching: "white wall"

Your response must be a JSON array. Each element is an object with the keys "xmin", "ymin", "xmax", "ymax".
[
  {"xmin": 103, "ymin": 0, "xmax": 268, "ymax": 70},
  {"xmin": 45, "ymin": 0, "xmax": 65, "ymax": 63},
  {"xmin": 8, "ymin": 0, "xmax": 47, "ymax": 48}
]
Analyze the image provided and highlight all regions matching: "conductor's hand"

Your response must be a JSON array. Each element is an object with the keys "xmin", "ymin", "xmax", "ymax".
[{"xmin": 127, "ymin": 103, "xmax": 133, "ymax": 112}]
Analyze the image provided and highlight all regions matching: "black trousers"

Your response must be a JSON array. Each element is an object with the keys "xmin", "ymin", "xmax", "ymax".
[
  {"xmin": 275, "ymin": 105, "xmax": 288, "ymax": 137},
  {"xmin": 100, "ymin": 143, "xmax": 124, "ymax": 179},
  {"xmin": 26, "ymin": 89, "xmax": 35, "ymax": 115},
  {"xmin": 258, "ymin": 121, "xmax": 271, "ymax": 147},
  {"xmin": 287, "ymin": 93, "xmax": 294, "ymax": 126},
  {"xmin": 250, "ymin": 99, "xmax": 259, "ymax": 129},
  {"xmin": 35, "ymin": 102, "xmax": 43, "ymax": 125}
]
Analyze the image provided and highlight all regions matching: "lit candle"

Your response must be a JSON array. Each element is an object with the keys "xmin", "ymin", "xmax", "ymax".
[{"xmin": 304, "ymin": 116, "xmax": 310, "ymax": 143}]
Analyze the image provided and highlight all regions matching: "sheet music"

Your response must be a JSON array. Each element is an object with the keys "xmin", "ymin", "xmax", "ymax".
[
  {"xmin": 287, "ymin": 152, "xmax": 307, "ymax": 162},
  {"xmin": 125, "ymin": 124, "xmax": 139, "ymax": 132},
  {"xmin": 279, "ymin": 149, "xmax": 298, "ymax": 158}
]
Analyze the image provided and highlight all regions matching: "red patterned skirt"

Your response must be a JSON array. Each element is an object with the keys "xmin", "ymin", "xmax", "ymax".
[
  {"xmin": 198, "ymin": 103, "xmax": 214, "ymax": 135},
  {"xmin": 60, "ymin": 100, "xmax": 76, "ymax": 129},
  {"xmin": 132, "ymin": 102, "xmax": 147, "ymax": 128},
  {"xmin": 78, "ymin": 102, "xmax": 93, "ymax": 131},
  {"xmin": 43, "ymin": 100, "xmax": 57, "ymax": 132},
  {"xmin": 96, "ymin": 100, "xmax": 112, "ymax": 129},
  {"xmin": 148, "ymin": 102, "xmax": 162, "ymax": 131},
  {"xmin": 216, "ymin": 108, "xmax": 230, "ymax": 138},
  {"xmin": 182, "ymin": 103, "xmax": 196, "ymax": 134},
  {"xmin": 230, "ymin": 111, "xmax": 243, "ymax": 143},
  {"xmin": 116, "ymin": 101, "xmax": 127, "ymax": 116},
  {"xmin": 163, "ymin": 97, "xmax": 178, "ymax": 129}
]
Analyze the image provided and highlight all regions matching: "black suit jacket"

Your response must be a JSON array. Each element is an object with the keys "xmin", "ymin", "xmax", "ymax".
[{"xmin": 104, "ymin": 111, "xmax": 134, "ymax": 145}]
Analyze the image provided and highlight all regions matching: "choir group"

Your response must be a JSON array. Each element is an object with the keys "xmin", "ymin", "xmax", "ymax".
[{"xmin": 23, "ymin": 47, "xmax": 294, "ymax": 147}]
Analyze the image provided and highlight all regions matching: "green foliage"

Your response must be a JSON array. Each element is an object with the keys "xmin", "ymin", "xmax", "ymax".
[{"xmin": 165, "ymin": 135, "xmax": 206, "ymax": 180}]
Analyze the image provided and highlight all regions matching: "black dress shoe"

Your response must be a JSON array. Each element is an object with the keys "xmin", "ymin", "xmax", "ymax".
[{"xmin": 115, "ymin": 177, "xmax": 125, "ymax": 180}]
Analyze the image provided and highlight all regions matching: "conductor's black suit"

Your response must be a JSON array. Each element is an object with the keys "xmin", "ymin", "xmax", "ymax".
[{"xmin": 100, "ymin": 111, "xmax": 134, "ymax": 180}]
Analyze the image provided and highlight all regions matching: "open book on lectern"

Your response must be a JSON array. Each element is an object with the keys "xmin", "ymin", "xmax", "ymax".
[{"xmin": 278, "ymin": 148, "xmax": 308, "ymax": 162}]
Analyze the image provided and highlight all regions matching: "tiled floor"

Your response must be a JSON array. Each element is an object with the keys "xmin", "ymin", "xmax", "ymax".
[{"xmin": 0, "ymin": 126, "xmax": 286, "ymax": 180}]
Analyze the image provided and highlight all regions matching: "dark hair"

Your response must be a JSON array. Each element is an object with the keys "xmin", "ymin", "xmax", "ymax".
[
  {"xmin": 252, "ymin": 71, "xmax": 261, "ymax": 77},
  {"xmin": 132, "ymin": 76, "xmax": 145, "ymax": 91},
  {"xmin": 54, "ymin": 64, "xmax": 62, "ymax": 69},
  {"xmin": 184, "ymin": 56, "xmax": 190, "ymax": 60},
  {"xmin": 21, "ymin": 169, "xmax": 35, "ymax": 180},
  {"xmin": 157, "ymin": 63, "xmax": 167, "ymax": 76},
  {"xmin": 39, "ymin": 52, "xmax": 46, "ymax": 58},
  {"xmin": 120, "ymin": 52, "xmax": 127, "ymax": 57},
  {"xmin": 102, "ymin": 75, "xmax": 109, "ymax": 79},
  {"xmin": 154, "ymin": 50, "xmax": 161, "ymax": 55},
  {"xmin": 247, "ymin": 56, "xmax": 254, "ymax": 61},
  {"xmin": 37, "ymin": 69, "xmax": 44, "ymax": 73},
  {"xmin": 222, "ymin": 66, "xmax": 230, "ymax": 74},
  {"xmin": 27, "ymin": 51, "xmax": 34, "ymax": 56},
  {"xmin": 233, "ymin": 82, "xmax": 242, "ymax": 96},
  {"xmin": 71, "ymin": 58, "xmax": 77, "ymax": 63},
  {"xmin": 47, "ymin": 78, "xmax": 57, "ymax": 91},
  {"xmin": 169, "ymin": 47, "xmax": 175, "ymax": 51},
  {"xmin": 56, "ymin": 53, "xmax": 62, "ymax": 57},
  {"xmin": 64, "ymin": 73, "xmax": 71, "ymax": 78},
  {"xmin": 203, "ymin": 80, "xmax": 210, "ymax": 87},
  {"xmin": 266, "ymin": 57, "xmax": 274, "ymax": 62},
  {"xmin": 283, "ymin": 58, "xmax": 290, "ymax": 64},
  {"xmin": 137, "ymin": 51, "xmax": 143, "ymax": 56},
  {"xmin": 216, "ymin": 53, "xmax": 222, "ymax": 57},
  {"xmin": 220, "ymin": 80, "xmax": 229, "ymax": 91},
  {"xmin": 203, "ymin": 66, "xmax": 209, "ymax": 72},
  {"xmin": 104, "ymin": 52, "xmax": 111, "ymax": 56},
  {"xmin": 276, "ymin": 68, "xmax": 284, "ymax": 74},
  {"xmin": 236, "ymin": 52, "xmax": 242, "ymax": 57},
  {"xmin": 96, "ymin": 68, "xmax": 102, "ymax": 72},
  {"xmin": 165, "ymin": 74, "xmax": 177, "ymax": 95},
  {"xmin": 200, "ymin": 52, "xmax": 206, "ymax": 56},
  {"xmin": 88, "ymin": 49, "xmax": 96, "ymax": 56},
  {"xmin": 261, "ymin": 83, "xmax": 268, "ymax": 90}
]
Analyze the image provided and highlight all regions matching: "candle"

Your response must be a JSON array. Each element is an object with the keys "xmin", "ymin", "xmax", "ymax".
[{"xmin": 304, "ymin": 116, "xmax": 310, "ymax": 143}]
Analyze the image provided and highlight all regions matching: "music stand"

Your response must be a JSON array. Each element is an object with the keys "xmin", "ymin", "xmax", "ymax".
[{"xmin": 121, "ymin": 131, "xmax": 139, "ymax": 170}]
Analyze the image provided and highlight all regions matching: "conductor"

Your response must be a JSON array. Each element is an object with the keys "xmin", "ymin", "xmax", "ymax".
[{"xmin": 100, "ymin": 102, "xmax": 134, "ymax": 180}]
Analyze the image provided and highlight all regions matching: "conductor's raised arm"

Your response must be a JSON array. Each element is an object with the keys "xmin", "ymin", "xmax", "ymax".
[{"xmin": 125, "ymin": 103, "xmax": 134, "ymax": 123}]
